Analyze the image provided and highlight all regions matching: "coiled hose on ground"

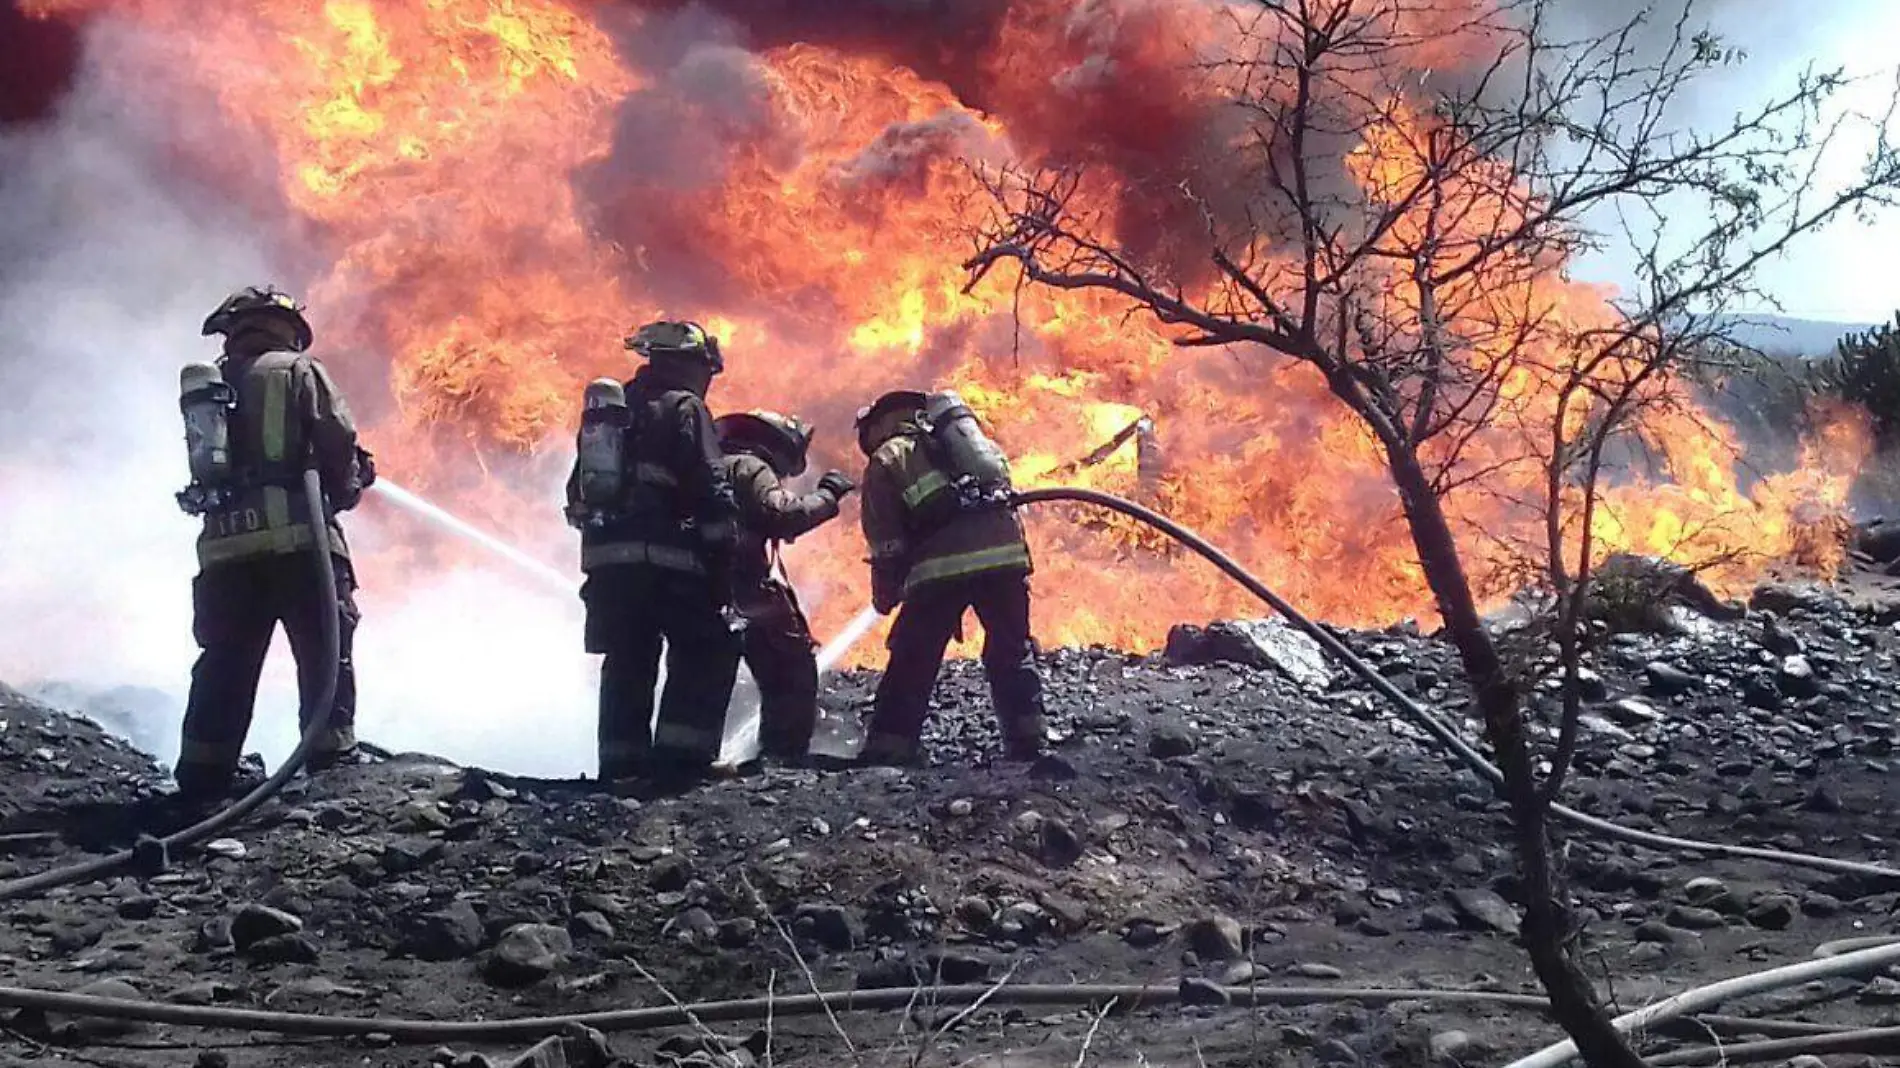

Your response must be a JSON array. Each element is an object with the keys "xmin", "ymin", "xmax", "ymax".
[
  {"xmin": 0, "ymin": 469, "xmax": 344, "ymax": 902},
  {"xmin": 1, "ymin": 484, "xmax": 1898, "ymax": 1066}
]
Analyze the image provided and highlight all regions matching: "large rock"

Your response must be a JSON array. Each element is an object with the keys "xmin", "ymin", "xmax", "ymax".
[
  {"xmin": 1164, "ymin": 619, "xmax": 1332, "ymax": 692},
  {"xmin": 484, "ymin": 924, "xmax": 573, "ymax": 986}
]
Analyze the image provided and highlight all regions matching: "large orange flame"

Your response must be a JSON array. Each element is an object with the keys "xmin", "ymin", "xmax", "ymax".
[{"xmin": 20, "ymin": 0, "xmax": 1868, "ymax": 659}]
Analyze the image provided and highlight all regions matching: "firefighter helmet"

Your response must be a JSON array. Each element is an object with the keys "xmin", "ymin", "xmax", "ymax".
[
  {"xmin": 715, "ymin": 409, "xmax": 815, "ymax": 477},
  {"xmin": 201, "ymin": 286, "xmax": 313, "ymax": 353},
  {"xmin": 625, "ymin": 319, "xmax": 724, "ymax": 374},
  {"xmin": 854, "ymin": 389, "xmax": 929, "ymax": 457}
]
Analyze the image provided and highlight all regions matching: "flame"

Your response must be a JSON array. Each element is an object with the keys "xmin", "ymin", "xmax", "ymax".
[{"xmin": 20, "ymin": 0, "xmax": 1870, "ymax": 663}]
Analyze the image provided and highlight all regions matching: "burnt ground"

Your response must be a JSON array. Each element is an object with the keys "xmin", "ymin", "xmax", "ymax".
[{"xmin": 6, "ymin": 573, "xmax": 1900, "ymax": 1068}]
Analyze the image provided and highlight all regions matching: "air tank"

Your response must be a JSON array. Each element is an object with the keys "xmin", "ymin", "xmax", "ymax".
[
  {"xmin": 576, "ymin": 377, "xmax": 629, "ymax": 507},
  {"xmin": 923, "ymin": 390, "xmax": 1012, "ymax": 489},
  {"xmin": 179, "ymin": 362, "xmax": 234, "ymax": 487}
]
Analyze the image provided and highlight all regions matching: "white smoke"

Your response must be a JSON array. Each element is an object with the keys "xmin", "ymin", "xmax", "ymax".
[{"xmin": 0, "ymin": 24, "xmax": 642, "ymax": 780}]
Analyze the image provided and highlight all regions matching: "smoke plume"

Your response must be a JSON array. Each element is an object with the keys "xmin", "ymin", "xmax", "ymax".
[{"xmin": 0, "ymin": 20, "xmax": 603, "ymax": 778}]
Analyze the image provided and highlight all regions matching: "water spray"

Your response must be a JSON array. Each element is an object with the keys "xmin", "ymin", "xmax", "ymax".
[
  {"xmin": 367, "ymin": 479, "xmax": 886, "ymax": 767},
  {"xmin": 367, "ymin": 480, "xmax": 572, "ymax": 594}
]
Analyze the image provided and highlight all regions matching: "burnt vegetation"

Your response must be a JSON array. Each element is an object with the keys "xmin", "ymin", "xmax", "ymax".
[{"xmin": 963, "ymin": 0, "xmax": 1900, "ymax": 1063}]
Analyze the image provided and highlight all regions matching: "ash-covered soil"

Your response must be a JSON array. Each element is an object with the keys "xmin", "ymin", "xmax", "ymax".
[{"xmin": 6, "ymin": 575, "xmax": 1900, "ymax": 1068}]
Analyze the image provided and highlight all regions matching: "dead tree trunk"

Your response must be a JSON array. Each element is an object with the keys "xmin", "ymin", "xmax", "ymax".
[{"xmin": 1383, "ymin": 443, "xmax": 1645, "ymax": 1068}]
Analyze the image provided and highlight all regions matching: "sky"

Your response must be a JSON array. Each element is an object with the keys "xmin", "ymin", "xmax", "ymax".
[{"xmin": 1570, "ymin": 0, "xmax": 1900, "ymax": 326}]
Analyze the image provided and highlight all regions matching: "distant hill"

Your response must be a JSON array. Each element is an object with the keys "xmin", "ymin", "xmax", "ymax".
[{"xmin": 1723, "ymin": 314, "xmax": 1881, "ymax": 357}]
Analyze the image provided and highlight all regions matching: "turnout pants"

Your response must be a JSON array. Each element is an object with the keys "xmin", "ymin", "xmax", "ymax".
[
  {"xmin": 178, "ymin": 553, "xmax": 359, "ymax": 797},
  {"xmin": 739, "ymin": 585, "xmax": 820, "ymax": 762},
  {"xmin": 863, "ymin": 568, "xmax": 1045, "ymax": 764},
  {"xmin": 584, "ymin": 562, "xmax": 741, "ymax": 780}
]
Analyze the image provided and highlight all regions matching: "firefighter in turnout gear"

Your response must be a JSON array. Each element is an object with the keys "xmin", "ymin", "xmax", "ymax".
[
  {"xmin": 175, "ymin": 286, "xmax": 371, "ymax": 801},
  {"xmin": 567, "ymin": 320, "xmax": 741, "ymax": 785},
  {"xmin": 854, "ymin": 389, "xmax": 1047, "ymax": 767},
  {"xmin": 714, "ymin": 410, "xmax": 857, "ymax": 764}
]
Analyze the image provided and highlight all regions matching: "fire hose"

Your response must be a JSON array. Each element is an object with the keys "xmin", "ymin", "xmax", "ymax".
[
  {"xmin": 0, "ymin": 980, "xmax": 1854, "ymax": 1045},
  {"xmin": 0, "ymin": 468, "xmax": 344, "ymax": 903},
  {"xmin": 1011, "ymin": 487, "xmax": 1900, "ymax": 884},
  {"xmin": 2, "ymin": 484, "xmax": 1899, "ymax": 1058}
]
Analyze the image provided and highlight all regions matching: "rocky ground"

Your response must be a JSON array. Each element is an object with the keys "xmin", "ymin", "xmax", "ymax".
[{"xmin": 6, "ymin": 567, "xmax": 1900, "ymax": 1068}]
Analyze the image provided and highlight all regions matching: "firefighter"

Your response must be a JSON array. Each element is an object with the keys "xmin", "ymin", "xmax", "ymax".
[
  {"xmin": 174, "ymin": 286, "xmax": 372, "ymax": 801},
  {"xmin": 566, "ymin": 320, "xmax": 741, "ymax": 786},
  {"xmin": 713, "ymin": 410, "xmax": 857, "ymax": 764},
  {"xmin": 853, "ymin": 389, "xmax": 1048, "ymax": 767}
]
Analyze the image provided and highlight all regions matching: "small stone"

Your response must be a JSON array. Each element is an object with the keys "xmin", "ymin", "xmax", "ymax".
[
  {"xmin": 1803, "ymin": 783, "xmax": 1844, "ymax": 814},
  {"xmin": 1419, "ymin": 907, "xmax": 1460, "ymax": 932},
  {"xmin": 1782, "ymin": 1057, "xmax": 1826, "ymax": 1068},
  {"xmin": 1665, "ymin": 905, "xmax": 1727, "ymax": 931},
  {"xmin": 397, "ymin": 800, "xmax": 452, "ymax": 832},
  {"xmin": 647, "ymin": 854, "xmax": 692, "ymax": 892},
  {"xmin": 194, "ymin": 1053, "xmax": 231, "ymax": 1068},
  {"xmin": 955, "ymin": 896, "xmax": 994, "ymax": 929},
  {"xmin": 1745, "ymin": 895, "xmax": 1797, "ymax": 931},
  {"xmin": 570, "ymin": 910, "xmax": 616, "ymax": 941},
  {"xmin": 1643, "ymin": 662, "xmax": 1698, "ymax": 697},
  {"xmin": 716, "ymin": 918, "xmax": 758, "ymax": 948},
  {"xmin": 1148, "ymin": 724, "xmax": 1197, "ymax": 759},
  {"xmin": 1429, "ymin": 1030, "xmax": 1474, "ymax": 1063},
  {"xmin": 1447, "ymin": 889, "xmax": 1521, "ymax": 936},
  {"xmin": 1317, "ymin": 1038, "xmax": 1359, "ymax": 1065},
  {"xmin": 1801, "ymin": 892, "xmax": 1844, "ymax": 918},
  {"xmin": 204, "ymin": 838, "xmax": 246, "ymax": 860},
  {"xmin": 243, "ymin": 933, "xmax": 320, "ymax": 965},
  {"xmin": 1681, "ymin": 877, "xmax": 1729, "ymax": 906},
  {"xmin": 663, "ymin": 907, "xmax": 718, "ymax": 944},
  {"xmin": 1220, "ymin": 961, "xmax": 1272, "ymax": 984},
  {"xmin": 1181, "ymin": 915, "xmax": 1246, "ymax": 961},
  {"xmin": 1177, "ymin": 976, "xmax": 1229, "ymax": 1007},
  {"xmin": 400, "ymin": 901, "xmax": 485, "ymax": 961},
  {"xmin": 1634, "ymin": 920, "xmax": 1676, "ymax": 944},
  {"xmin": 1608, "ymin": 698, "xmax": 1664, "ymax": 727},
  {"xmin": 116, "ymin": 895, "xmax": 160, "ymax": 921},
  {"xmin": 1123, "ymin": 919, "xmax": 1168, "ymax": 948},
  {"xmin": 381, "ymin": 838, "xmax": 444, "ymax": 874},
  {"xmin": 946, "ymin": 798, "xmax": 974, "ymax": 817},
  {"xmin": 485, "ymin": 924, "xmax": 573, "ymax": 986},
  {"xmin": 1291, "ymin": 962, "xmax": 1344, "ymax": 980},
  {"xmin": 1777, "ymin": 655, "xmax": 1821, "ymax": 699},
  {"xmin": 1038, "ymin": 818, "xmax": 1084, "ymax": 868},
  {"xmin": 229, "ymin": 904, "xmax": 303, "ymax": 951},
  {"xmin": 793, "ymin": 903, "xmax": 863, "ymax": 952}
]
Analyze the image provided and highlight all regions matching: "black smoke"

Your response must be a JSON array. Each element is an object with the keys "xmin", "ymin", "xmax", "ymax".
[{"xmin": 0, "ymin": 0, "xmax": 84, "ymax": 126}]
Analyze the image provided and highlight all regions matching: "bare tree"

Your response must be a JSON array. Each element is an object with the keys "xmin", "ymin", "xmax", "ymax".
[{"xmin": 964, "ymin": 0, "xmax": 1900, "ymax": 1063}]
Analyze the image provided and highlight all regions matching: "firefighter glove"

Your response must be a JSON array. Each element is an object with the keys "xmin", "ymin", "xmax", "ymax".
[{"xmin": 816, "ymin": 470, "xmax": 857, "ymax": 500}]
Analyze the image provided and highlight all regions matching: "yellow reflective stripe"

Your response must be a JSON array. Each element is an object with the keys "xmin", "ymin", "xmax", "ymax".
[
  {"xmin": 905, "ymin": 543, "xmax": 1030, "ymax": 588},
  {"xmin": 262, "ymin": 368, "xmax": 288, "ymax": 463},
  {"xmin": 198, "ymin": 525, "xmax": 312, "ymax": 565},
  {"xmin": 262, "ymin": 485, "xmax": 293, "ymax": 529},
  {"xmin": 633, "ymin": 462, "xmax": 677, "ymax": 486},
  {"xmin": 653, "ymin": 722, "xmax": 722, "ymax": 751},
  {"xmin": 580, "ymin": 541, "xmax": 705, "ymax": 573},
  {"xmin": 901, "ymin": 469, "xmax": 949, "ymax": 509}
]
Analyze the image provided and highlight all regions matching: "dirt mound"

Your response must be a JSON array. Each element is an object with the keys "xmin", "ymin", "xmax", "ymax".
[{"xmin": 5, "ymin": 598, "xmax": 1900, "ymax": 1067}]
